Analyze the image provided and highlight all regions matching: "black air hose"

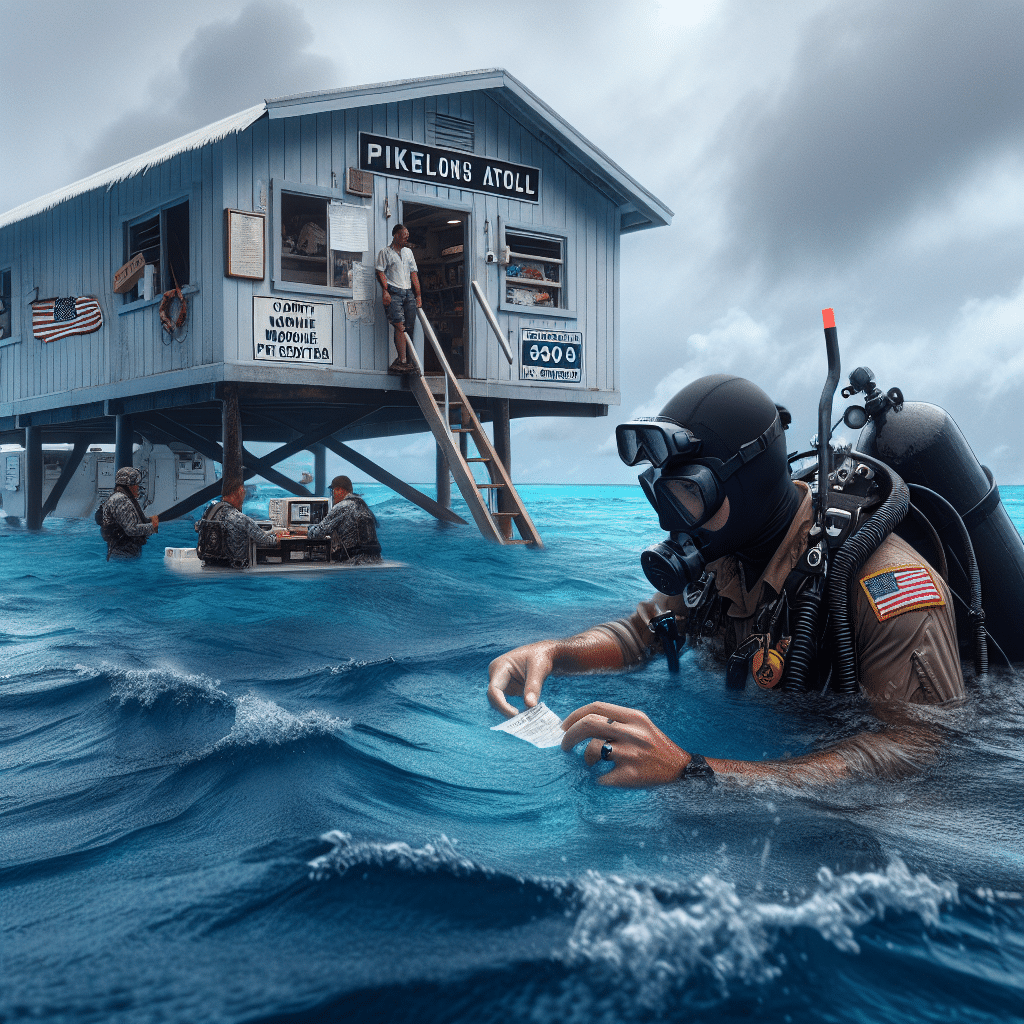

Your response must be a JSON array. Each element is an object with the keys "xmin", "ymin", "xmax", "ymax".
[
  {"xmin": 908, "ymin": 483, "xmax": 987, "ymax": 676},
  {"xmin": 780, "ymin": 575, "xmax": 824, "ymax": 692},
  {"xmin": 829, "ymin": 454, "xmax": 910, "ymax": 694}
]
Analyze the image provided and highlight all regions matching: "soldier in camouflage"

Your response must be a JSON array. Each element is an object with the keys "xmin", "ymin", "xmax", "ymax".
[
  {"xmin": 304, "ymin": 475, "xmax": 382, "ymax": 564},
  {"xmin": 198, "ymin": 482, "xmax": 281, "ymax": 568},
  {"xmin": 100, "ymin": 466, "xmax": 159, "ymax": 559}
]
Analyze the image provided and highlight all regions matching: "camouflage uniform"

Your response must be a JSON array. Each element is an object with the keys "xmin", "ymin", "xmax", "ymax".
[
  {"xmin": 199, "ymin": 501, "xmax": 279, "ymax": 568},
  {"xmin": 306, "ymin": 494, "xmax": 382, "ymax": 564},
  {"xmin": 101, "ymin": 468, "xmax": 155, "ymax": 559}
]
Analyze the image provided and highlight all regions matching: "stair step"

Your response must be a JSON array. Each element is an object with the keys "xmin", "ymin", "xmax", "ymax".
[
  {"xmin": 476, "ymin": 483, "xmax": 502, "ymax": 489},
  {"xmin": 451, "ymin": 428, "xmax": 475, "ymax": 434},
  {"xmin": 466, "ymin": 457, "xmax": 490, "ymax": 463},
  {"xmin": 490, "ymin": 511, "xmax": 516, "ymax": 517},
  {"xmin": 504, "ymin": 539, "xmax": 533, "ymax": 545}
]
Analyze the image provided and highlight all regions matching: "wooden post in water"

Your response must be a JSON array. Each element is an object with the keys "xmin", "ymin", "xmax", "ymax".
[
  {"xmin": 114, "ymin": 414, "xmax": 134, "ymax": 470},
  {"xmin": 313, "ymin": 443, "xmax": 326, "ymax": 497},
  {"xmin": 436, "ymin": 443, "xmax": 451, "ymax": 510},
  {"xmin": 491, "ymin": 398, "xmax": 513, "ymax": 535},
  {"xmin": 221, "ymin": 384, "xmax": 243, "ymax": 496},
  {"xmin": 24, "ymin": 425, "xmax": 42, "ymax": 530}
]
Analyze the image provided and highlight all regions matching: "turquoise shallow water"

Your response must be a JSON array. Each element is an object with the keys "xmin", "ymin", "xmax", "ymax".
[{"xmin": 1, "ymin": 484, "xmax": 1022, "ymax": 1024}]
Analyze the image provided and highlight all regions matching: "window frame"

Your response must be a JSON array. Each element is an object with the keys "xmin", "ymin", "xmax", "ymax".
[
  {"xmin": 271, "ymin": 178, "xmax": 365, "ymax": 299},
  {"xmin": 0, "ymin": 267, "xmax": 16, "ymax": 348},
  {"xmin": 120, "ymin": 194, "xmax": 192, "ymax": 308},
  {"xmin": 499, "ymin": 225, "xmax": 575, "ymax": 319}
]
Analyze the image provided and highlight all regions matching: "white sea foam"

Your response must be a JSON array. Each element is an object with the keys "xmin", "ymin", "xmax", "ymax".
[
  {"xmin": 212, "ymin": 692, "xmax": 350, "ymax": 751},
  {"xmin": 308, "ymin": 831, "xmax": 481, "ymax": 880},
  {"xmin": 563, "ymin": 859, "xmax": 956, "ymax": 1004},
  {"xmin": 110, "ymin": 666, "xmax": 231, "ymax": 708}
]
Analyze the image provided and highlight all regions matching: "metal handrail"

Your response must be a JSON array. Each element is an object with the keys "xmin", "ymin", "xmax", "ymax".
[
  {"xmin": 470, "ymin": 281, "xmax": 514, "ymax": 364},
  {"xmin": 415, "ymin": 309, "xmax": 454, "ymax": 435}
]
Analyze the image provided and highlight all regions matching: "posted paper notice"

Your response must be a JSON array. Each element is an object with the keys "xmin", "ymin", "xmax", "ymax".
[{"xmin": 490, "ymin": 702, "xmax": 564, "ymax": 748}]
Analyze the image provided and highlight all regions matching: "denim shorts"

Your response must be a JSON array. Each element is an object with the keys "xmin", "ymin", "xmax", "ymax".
[{"xmin": 385, "ymin": 287, "xmax": 417, "ymax": 328}]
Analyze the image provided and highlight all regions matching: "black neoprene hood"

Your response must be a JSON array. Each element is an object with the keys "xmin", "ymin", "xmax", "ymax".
[{"xmin": 655, "ymin": 375, "xmax": 799, "ymax": 561}]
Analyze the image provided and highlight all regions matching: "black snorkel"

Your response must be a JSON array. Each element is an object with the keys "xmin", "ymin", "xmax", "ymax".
[{"xmin": 816, "ymin": 308, "xmax": 842, "ymax": 528}]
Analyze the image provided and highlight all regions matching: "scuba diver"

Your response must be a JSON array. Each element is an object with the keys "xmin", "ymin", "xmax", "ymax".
[{"xmin": 488, "ymin": 316, "xmax": 1024, "ymax": 787}]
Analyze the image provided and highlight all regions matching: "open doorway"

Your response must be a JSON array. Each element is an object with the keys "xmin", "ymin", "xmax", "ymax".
[{"xmin": 403, "ymin": 202, "xmax": 467, "ymax": 376}]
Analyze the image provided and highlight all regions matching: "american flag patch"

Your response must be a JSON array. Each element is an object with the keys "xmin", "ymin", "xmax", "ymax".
[
  {"xmin": 860, "ymin": 563, "xmax": 945, "ymax": 622},
  {"xmin": 32, "ymin": 296, "xmax": 103, "ymax": 343}
]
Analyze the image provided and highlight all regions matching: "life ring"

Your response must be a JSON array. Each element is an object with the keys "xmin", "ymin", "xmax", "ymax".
[{"xmin": 159, "ymin": 287, "xmax": 187, "ymax": 334}]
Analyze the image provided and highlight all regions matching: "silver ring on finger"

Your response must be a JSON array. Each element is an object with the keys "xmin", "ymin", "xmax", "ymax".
[{"xmin": 601, "ymin": 742, "xmax": 614, "ymax": 761}]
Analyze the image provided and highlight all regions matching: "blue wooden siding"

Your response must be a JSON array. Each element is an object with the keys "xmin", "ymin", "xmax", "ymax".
[{"xmin": 1, "ymin": 86, "xmax": 622, "ymax": 410}]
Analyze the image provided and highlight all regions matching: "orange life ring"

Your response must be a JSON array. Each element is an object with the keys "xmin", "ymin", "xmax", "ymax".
[{"xmin": 159, "ymin": 287, "xmax": 187, "ymax": 334}]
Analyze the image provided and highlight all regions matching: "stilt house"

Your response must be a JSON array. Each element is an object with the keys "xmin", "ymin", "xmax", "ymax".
[{"xmin": 0, "ymin": 69, "xmax": 671, "ymax": 541}]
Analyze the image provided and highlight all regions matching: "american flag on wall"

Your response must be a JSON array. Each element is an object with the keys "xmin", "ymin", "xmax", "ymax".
[
  {"xmin": 860, "ymin": 563, "xmax": 945, "ymax": 621},
  {"xmin": 31, "ymin": 296, "xmax": 104, "ymax": 343}
]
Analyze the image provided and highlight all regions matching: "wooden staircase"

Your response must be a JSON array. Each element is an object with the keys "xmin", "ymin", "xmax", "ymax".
[{"xmin": 406, "ymin": 309, "xmax": 542, "ymax": 547}]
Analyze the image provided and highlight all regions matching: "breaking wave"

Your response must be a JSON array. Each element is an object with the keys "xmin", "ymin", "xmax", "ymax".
[{"xmin": 210, "ymin": 692, "xmax": 351, "ymax": 752}]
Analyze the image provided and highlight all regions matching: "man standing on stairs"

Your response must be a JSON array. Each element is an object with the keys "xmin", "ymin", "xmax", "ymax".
[{"xmin": 376, "ymin": 224, "xmax": 421, "ymax": 374}]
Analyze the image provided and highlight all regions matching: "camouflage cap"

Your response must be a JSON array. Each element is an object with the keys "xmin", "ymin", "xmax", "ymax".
[{"xmin": 115, "ymin": 466, "xmax": 142, "ymax": 487}]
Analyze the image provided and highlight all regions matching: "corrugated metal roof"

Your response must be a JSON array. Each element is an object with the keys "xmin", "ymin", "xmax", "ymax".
[{"xmin": 0, "ymin": 104, "xmax": 267, "ymax": 229}]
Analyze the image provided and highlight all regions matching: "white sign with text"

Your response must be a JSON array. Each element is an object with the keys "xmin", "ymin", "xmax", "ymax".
[{"xmin": 253, "ymin": 297, "xmax": 333, "ymax": 364}]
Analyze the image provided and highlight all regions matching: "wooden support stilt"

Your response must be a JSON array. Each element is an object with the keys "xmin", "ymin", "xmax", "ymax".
[
  {"xmin": 491, "ymin": 398, "xmax": 514, "ymax": 537},
  {"xmin": 24, "ymin": 425, "xmax": 42, "ymax": 530},
  {"xmin": 221, "ymin": 384, "xmax": 243, "ymax": 494},
  {"xmin": 114, "ymin": 414, "xmax": 134, "ymax": 470},
  {"xmin": 436, "ymin": 443, "xmax": 451, "ymax": 510},
  {"xmin": 313, "ymin": 443, "xmax": 326, "ymax": 497}
]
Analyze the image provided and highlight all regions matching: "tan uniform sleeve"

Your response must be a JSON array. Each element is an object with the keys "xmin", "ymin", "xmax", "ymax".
[
  {"xmin": 854, "ymin": 536, "xmax": 965, "ymax": 704},
  {"xmin": 591, "ymin": 593, "xmax": 690, "ymax": 666}
]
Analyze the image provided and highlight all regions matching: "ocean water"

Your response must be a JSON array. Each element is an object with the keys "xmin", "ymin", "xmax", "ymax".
[{"xmin": 2, "ymin": 484, "xmax": 1023, "ymax": 1024}]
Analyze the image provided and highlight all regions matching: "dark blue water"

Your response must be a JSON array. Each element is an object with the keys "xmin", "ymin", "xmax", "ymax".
[{"xmin": 2, "ymin": 484, "xmax": 1023, "ymax": 1024}]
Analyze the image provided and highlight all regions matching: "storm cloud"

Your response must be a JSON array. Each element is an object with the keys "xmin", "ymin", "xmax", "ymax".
[
  {"xmin": 75, "ymin": 0, "xmax": 338, "ymax": 179},
  {"xmin": 722, "ymin": 0, "xmax": 1024, "ymax": 272}
]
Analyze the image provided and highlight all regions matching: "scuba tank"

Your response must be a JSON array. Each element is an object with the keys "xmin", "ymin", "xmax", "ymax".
[{"xmin": 851, "ymin": 386, "xmax": 1024, "ymax": 665}]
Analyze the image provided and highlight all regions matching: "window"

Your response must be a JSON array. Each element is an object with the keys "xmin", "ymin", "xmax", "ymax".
[
  {"xmin": 0, "ymin": 269, "xmax": 11, "ymax": 339},
  {"xmin": 123, "ymin": 199, "xmax": 189, "ymax": 303},
  {"xmin": 504, "ymin": 231, "xmax": 564, "ymax": 309},
  {"xmin": 277, "ymin": 185, "xmax": 361, "ymax": 293}
]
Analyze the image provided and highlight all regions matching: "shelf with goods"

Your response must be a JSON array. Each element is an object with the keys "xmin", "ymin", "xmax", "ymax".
[{"xmin": 504, "ymin": 250, "xmax": 561, "ymax": 309}]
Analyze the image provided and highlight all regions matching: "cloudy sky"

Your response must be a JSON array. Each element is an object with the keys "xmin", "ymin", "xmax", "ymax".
[{"xmin": 3, "ymin": 0, "xmax": 1022, "ymax": 485}]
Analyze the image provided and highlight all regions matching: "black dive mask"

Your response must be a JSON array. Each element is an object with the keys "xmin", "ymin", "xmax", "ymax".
[{"xmin": 620, "ymin": 411, "xmax": 788, "ymax": 597}]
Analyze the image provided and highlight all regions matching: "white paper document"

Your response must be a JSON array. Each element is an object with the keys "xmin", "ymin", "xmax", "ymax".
[
  {"xmin": 351, "ymin": 261, "xmax": 374, "ymax": 301},
  {"xmin": 490, "ymin": 702, "xmax": 564, "ymax": 748},
  {"xmin": 329, "ymin": 202, "xmax": 369, "ymax": 252}
]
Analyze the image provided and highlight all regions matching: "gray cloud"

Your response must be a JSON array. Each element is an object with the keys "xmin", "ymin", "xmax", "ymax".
[
  {"xmin": 721, "ymin": 0, "xmax": 1024, "ymax": 273},
  {"xmin": 76, "ymin": 0, "xmax": 338, "ymax": 178}
]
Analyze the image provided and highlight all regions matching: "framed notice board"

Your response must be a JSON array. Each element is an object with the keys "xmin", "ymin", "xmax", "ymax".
[{"xmin": 225, "ymin": 209, "xmax": 266, "ymax": 280}]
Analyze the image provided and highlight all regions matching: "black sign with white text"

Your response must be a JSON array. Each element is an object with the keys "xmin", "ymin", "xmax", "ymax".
[
  {"xmin": 359, "ymin": 133, "xmax": 540, "ymax": 203},
  {"xmin": 520, "ymin": 329, "xmax": 583, "ymax": 383}
]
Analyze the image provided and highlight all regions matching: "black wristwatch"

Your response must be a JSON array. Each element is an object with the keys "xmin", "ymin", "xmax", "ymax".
[{"xmin": 681, "ymin": 753, "xmax": 715, "ymax": 780}]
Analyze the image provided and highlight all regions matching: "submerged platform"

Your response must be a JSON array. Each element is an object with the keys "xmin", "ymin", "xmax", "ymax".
[{"xmin": 164, "ymin": 546, "xmax": 405, "ymax": 576}]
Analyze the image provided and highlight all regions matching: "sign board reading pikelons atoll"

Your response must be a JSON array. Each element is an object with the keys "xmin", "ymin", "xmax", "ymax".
[
  {"xmin": 520, "ymin": 329, "xmax": 583, "ymax": 383},
  {"xmin": 253, "ymin": 297, "xmax": 333, "ymax": 364},
  {"xmin": 360, "ymin": 133, "xmax": 540, "ymax": 203}
]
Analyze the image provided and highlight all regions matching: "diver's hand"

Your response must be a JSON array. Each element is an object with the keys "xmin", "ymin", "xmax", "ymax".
[
  {"xmin": 560, "ymin": 701, "xmax": 690, "ymax": 788},
  {"xmin": 487, "ymin": 641, "xmax": 558, "ymax": 718}
]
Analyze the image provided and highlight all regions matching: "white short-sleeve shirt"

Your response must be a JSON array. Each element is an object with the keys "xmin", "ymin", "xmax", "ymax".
[{"xmin": 375, "ymin": 245, "xmax": 418, "ymax": 290}]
